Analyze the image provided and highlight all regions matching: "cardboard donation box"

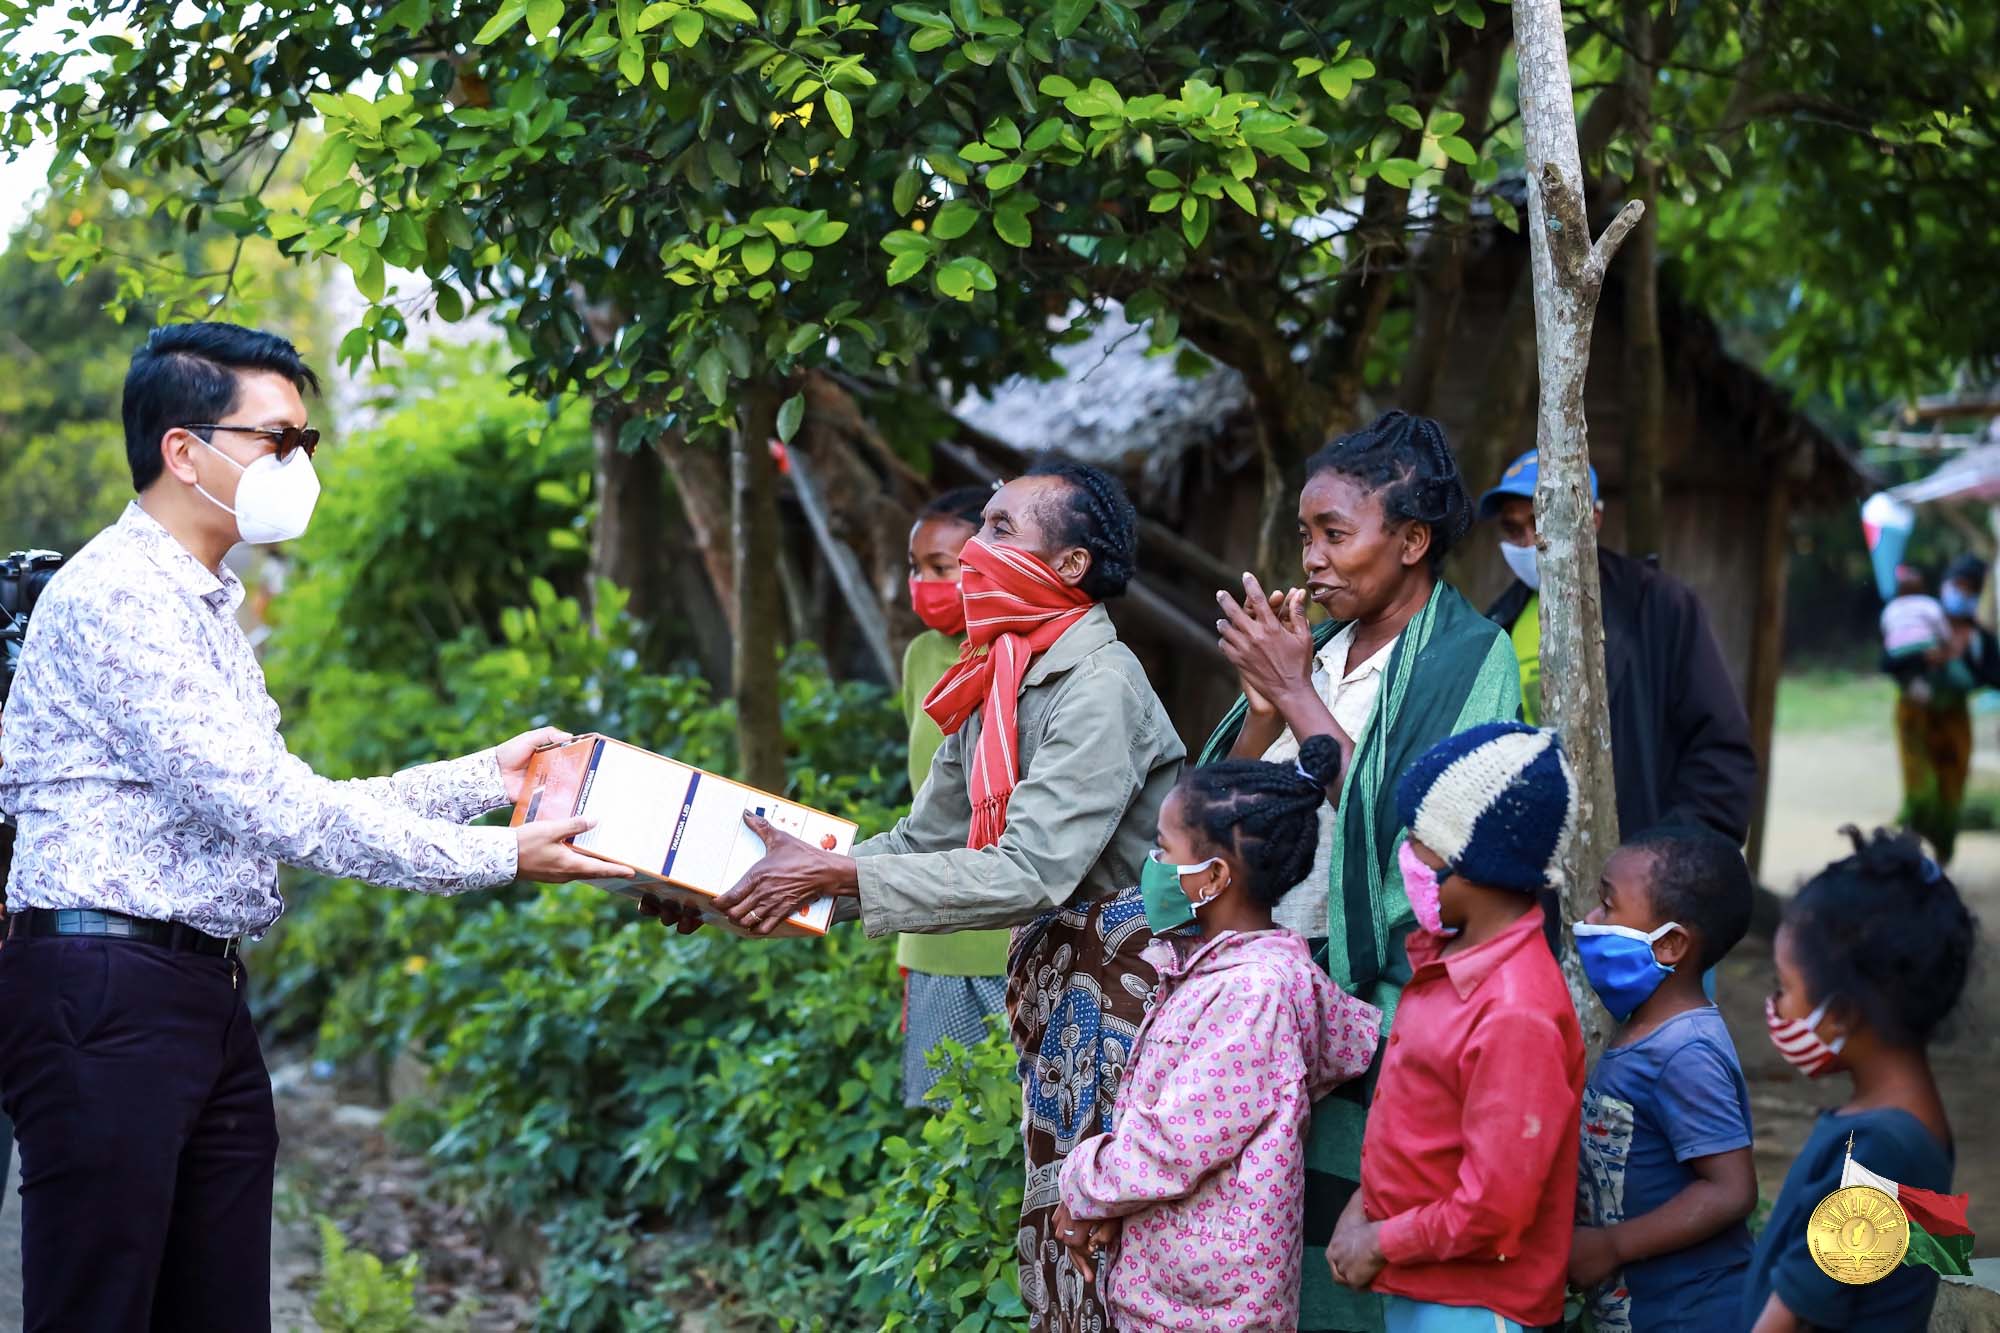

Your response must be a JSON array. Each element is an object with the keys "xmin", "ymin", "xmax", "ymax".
[{"xmin": 509, "ymin": 733, "xmax": 852, "ymax": 936}]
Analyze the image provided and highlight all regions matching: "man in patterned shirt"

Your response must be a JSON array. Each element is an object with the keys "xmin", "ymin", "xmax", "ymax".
[{"xmin": 0, "ymin": 322, "xmax": 630, "ymax": 1331}]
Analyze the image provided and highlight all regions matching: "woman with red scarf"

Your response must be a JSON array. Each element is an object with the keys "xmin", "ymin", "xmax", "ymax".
[{"xmin": 720, "ymin": 458, "xmax": 1184, "ymax": 1333}]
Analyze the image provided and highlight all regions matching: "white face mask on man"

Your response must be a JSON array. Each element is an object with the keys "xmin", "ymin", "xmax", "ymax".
[
  {"xmin": 195, "ymin": 437, "xmax": 322, "ymax": 545},
  {"xmin": 1500, "ymin": 540, "xmax": 1541, "ymax": 590}
]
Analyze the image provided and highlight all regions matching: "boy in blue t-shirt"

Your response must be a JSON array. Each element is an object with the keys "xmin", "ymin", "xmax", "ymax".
[{"xmin": 1568, "ymin": 827, "xmax": 1759, "ymax": 1333}]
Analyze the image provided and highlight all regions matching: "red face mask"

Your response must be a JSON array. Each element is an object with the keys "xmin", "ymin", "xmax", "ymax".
[{"xmin": 908, "ymin": 576, "xmax": 967, "ymax": 636}]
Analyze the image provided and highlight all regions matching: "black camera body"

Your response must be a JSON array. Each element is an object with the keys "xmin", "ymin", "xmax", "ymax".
[
  {"xmin": 1, "ymin": 549, "xmax": 64, "ymax": 709},
  {"xmin": 2, "ymin": 548, "xmax": 65, "ymax": 890}
]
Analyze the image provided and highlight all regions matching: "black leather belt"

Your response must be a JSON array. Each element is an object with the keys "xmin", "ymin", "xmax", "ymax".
[{"xmin": 6, "ymin": 907, "xmax": 241, "ymax": 958}]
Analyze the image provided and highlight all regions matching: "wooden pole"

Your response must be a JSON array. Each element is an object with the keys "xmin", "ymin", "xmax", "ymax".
[
  {"xmin": 787, "ymin": 449, "xmax": 903, "ymax": 689},
  {"xmin": 1515, "ymin": 0, "xmax": 1645, "ymax": 1059},
  {"xmin": 1744, "ymin": 468, "xmax": 1794, "ymax": 880}
]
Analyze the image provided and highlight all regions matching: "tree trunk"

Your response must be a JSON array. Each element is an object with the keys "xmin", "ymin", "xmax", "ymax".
[
  {"xmin": 731, "ymin": 389, "xmax": 786, "ymax": 791},
  {"xmin": 1619, "ymin": 5, "xmax": 1668, "ymax": 559},
  {"xmin": 1743, "ymin": 464, "xmax": 1794, "ymax": 880},
  {"xmin": 1514, "ymin": 0, "xmax": 1646, "ymax": 1060},
  {"xmin": 654, "ymin": 433, "xmax": 736, "ymax": 630},
  {"xmin": 589, "ymin": 405, "xmax": 673, "ymax": 628},
  {"xmin": 787, "ymin": 448, "xmax": 902, "ymax": 688}
]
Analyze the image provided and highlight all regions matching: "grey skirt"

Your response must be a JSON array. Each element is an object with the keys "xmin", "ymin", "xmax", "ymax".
[{"xmin": 901, "ymin": 969, "xmax": 1009, "ymax": 1108}]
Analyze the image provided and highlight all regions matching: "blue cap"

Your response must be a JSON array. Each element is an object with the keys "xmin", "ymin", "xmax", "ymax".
[{"xmin": 1477, "ymin": 449, "xmax": 1599, "ymax": 522}]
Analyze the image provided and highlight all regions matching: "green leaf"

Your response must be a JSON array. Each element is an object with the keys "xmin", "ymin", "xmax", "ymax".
[
  {"xmin": 1319, "ymin": 68, "xmax": 1353, "ymax": 99},
  {"xmin": 784, "ymin": 323, "xmax": 822, "ymax": 356},
  {"xmin": 673, "ymin": 9, "xmax": 704, "ymax": 44},
  {"xmin": 527, "ymin": 0, "xmax": 563, "ymax": 37},
  {"xmin": 1050, "ymin": 0, "xmax": 1094, "ymax": 39},
  {"xmin": 352, "ymin": 248, "xmax": 387, "ymax": 302},
  {"xmin": 1703, "ymin": 142, "xmax": 1733, "ymax": 178},
  {"xmin": 1037, "ymin": 74, "xmax": 1077, "ymax": 97},
  {"xmin": 1429, "ymin": 110, "xmax": 1466, "ymax": 137},
  {"xmin": 1439, "ymin": 135, "xmax": 1477, "ymax": 166},
  {"xmin": 985, "ymin": 162, "xmax": 1026, "ymax": 192},
  {"xmin": 699, "ymin": 0, "xmax": 758, "ymax": 21},
  {"xmin": 886, "ymin": 251, "xmax": 928, "ymax": 284},
  {"xmin": 781, "ymin": 250, "xmax": 813, "ymax": 274},
  {"xmin": 266, "ymin": 213, "xmax": 310, "ymax": 240},
  {"xmin": 776, "ymin": 392, "xmax": 806, "ymax": 441},
  {"xmin": 804, "ymin": 219, "xmax": 848, "ymax": 245},
  {"xmin": 891, "ymin": 4, "xmax": 954, "ymax": 28},
  {"xmin": 742, "ymin": 237, "xmax": 776, "ymax": 274},
  {"xmin": 1148, "ymin": 191, "xmax": 1181, "ymax": 213},
  {"xmin": 959, "ymin": 142, "xmax": 1005, "ymax": 163},
  {"xmin": 1181, "ymin": 196, "xmax": 1210, "ymax": 248},
  {"xmin": 824, "ymin": 88, "xmax": 854, "ymax": 137},
  {"xmin": 881, "ymin": 230, "xmax": 934, "ymax": 256},
  {"xmin": 1222, "ymin": 178, "xmax": 1255, "ymax": 214},
  {"xmin": 695, "ymin": 346, "xmax": 729, "ymax": 405},
  {"xmin": 652, "ymin": 60, "xmax": 672, "ymax": 90},
  {"xmin": 931, "ymin": 200, "xmax": 979, "ymax": 239},
  {"xmin": 1489, "ymin": 193, "xmax": 1520, "ymax": 232},
  {"xmin": 1387, "ymin": 103, "xmax": 1423, "ymax": 131},
  {"xmin": 473, "ymin": 0, "xmax": 529, "ymax": 45},
  {"xmin": 893, "ymin": 168, "xmax": 922, "ymax": 215},
  {"xmin": 1378, "ymin": 157, "xmax": 1422, "ymax": 188},
  {"xmin": 909, "ymin": 25, "xmax": 953, "ymax": 52},
  {"xmin": 985, "ymin": 117, "xmax": 1022, "ymax": 150},
  {"xmin": 618, "ymin": 40, "xmax": 645, "ymax": 83},
  {"xmin": 935, "ymin": 264, "xmax": 974, "ymax": 300},
  {"xmin": 993, "ymin": 206, "xmax": 1031, "ymax": 247}
]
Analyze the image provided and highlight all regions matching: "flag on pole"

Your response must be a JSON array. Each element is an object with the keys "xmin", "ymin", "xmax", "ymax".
[
  {"xmin": 1861, "ymin": 491, "xmax": 1918, "ymax": 602},
  {"xmin": 1842, "ymin": 1147, "xmax": 1974, "ymax": 1277}
]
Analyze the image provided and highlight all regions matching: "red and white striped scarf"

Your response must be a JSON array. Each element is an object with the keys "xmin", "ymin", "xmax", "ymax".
[{"xmin": 922, "ymin": 537, "xmax": 1094, "ymax": 849}]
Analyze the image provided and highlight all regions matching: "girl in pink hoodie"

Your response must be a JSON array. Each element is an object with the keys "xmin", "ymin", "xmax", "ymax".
[{"xmin": 1056, "ymin": 735, "xmax": 1382, "ymax": 1332}]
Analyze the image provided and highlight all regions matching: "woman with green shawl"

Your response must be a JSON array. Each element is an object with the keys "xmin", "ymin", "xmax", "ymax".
[{"xmin": 1203, "ymin": 411, "xmax": 1522, "ymax": 1333}]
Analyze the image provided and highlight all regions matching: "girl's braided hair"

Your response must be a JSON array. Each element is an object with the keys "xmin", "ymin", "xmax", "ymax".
[
  {"xmin": 1175, "ymin": 735, "xmax": 1341, "ymax": 906},
  {"xmin": 1785, "ymin": 826, "xmax": 1977, "ymax": 1048},
  {"xmin": 1304, "ymin": 410, "xmax": 1472, "ymax": 569},
  {"xmin": 919, "ymin": 485, "xmax": 990, "ymax": 530}
]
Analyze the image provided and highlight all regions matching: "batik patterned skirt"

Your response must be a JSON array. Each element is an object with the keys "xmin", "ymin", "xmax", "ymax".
[{"xmin": 1005, "ymin": 886, "xmax": 1158, "ymax": 1333}]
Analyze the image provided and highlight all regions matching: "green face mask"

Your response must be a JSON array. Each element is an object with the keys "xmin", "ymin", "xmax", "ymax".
[{"xmin": 1140, "ymin": 850, "xmax": 1222, "ymax": 935}]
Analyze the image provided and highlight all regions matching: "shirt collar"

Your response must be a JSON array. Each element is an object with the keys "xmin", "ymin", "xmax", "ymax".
[
  {"xmin": 1315, "ymin": 620, "xmax": 1395, "ymax": 685},
  {"xmin": 1405, "ymin": 903, "xmax": 1549, "ymax": 1001},
  {"xmin": 117, "ymin": 502, "xmax": 245, "ymax": 613},
  {"xmin": 1023, "ymin": 603, "xmax": 1116, "ymax": 687}
]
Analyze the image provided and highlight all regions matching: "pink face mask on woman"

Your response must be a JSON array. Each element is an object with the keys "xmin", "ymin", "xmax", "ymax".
[
  {"xmin": 1764, "ymin": 994, "xmax": 1847, "ymax": 1078},
  {"xmin": 1397, "ymin": 841, "xmax": 1457, "ymax": 937}
]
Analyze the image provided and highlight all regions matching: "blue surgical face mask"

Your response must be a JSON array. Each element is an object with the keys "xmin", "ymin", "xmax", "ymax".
[
  {"xmin": 1572, "ymin": 921, "xmax": 1682, "ymax": 1021},
  {"xmin": 1139, "ymin": 850, "xmax": 1223, "ymax": 935},
  {"xmin": 1500, "ymin": 540, "xmax": 1541, "ymax": 591},
  {"xmin": 1943, "ymin": 584, "xmax": 1979, "ymax": 619}
]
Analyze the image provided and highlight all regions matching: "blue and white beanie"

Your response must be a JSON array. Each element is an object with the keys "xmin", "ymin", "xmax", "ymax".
[{"xmin": 1394, "ymin": 722, "xmax": 1578, "ymax": 893}]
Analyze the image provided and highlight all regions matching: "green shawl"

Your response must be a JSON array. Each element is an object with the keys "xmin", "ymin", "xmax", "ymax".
[
  {"xmin": 1197, "ymin": 579, "xmax": 1521, "ymax": 1333},
  {"xmin": 1198, "ymin": 578, "xmax": 1521, "ymax": 992}
]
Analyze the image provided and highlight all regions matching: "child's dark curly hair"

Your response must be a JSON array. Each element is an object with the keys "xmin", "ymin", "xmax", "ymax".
[
  {"xmin": 1624, "ymin": 824, "xmax": 1754, "ymax": 971},
  {"xmin": 1024, "ymin": 453, "xmax": 1138, "ymax": 600},
  {"xmin": 1784, "ymin": 826, "xmax": 1977, "ymax": 1048},
  {"xmin": 1174, "ymin": 735, "xmax": 1341, "ymax": 906},
  {"xmin": 1304, "ymin": 410, "xmax": 1472, "ymax": 569}
]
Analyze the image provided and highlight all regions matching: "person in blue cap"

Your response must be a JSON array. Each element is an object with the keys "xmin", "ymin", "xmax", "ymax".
[{"xmin": 1478, "ymin": 449, "xmax": 1758, "ymax": 845}]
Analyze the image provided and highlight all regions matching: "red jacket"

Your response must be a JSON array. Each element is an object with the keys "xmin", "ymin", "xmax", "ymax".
[{"xmin": 1360, "ymin": 906, "xmax": 1586, "ymax": 1326}]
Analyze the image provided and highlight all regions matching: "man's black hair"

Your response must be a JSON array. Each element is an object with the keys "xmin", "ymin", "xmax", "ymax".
[
  {"xmin": 1623, "ymin": 824, "xmax": 1754, "ymax": 971},
  {"xmin": 1022, "ymin": 454, "xmax": 1137, "ymax": 600},
  {"xmin": 1304, "ymin": 410, "xmax": 1472, "ymax": 569},
  {"xmin": 919, "ymin": 485, "xmax": 991, "ymax": 530},
  {"xmin": 122, "ymin": 322, "xmax": 322, "ymax": 492},
  {"xmin": 1945, "ymin": 553, "xmax": 1988, "ymax": 590},
  {"xmin": 1783, "ymin": 826, "xmax": 1976, "ymax": 1048},
  {"xmin": 1176, "ymin": 735, "xmax": 1341, "ymax": 906}
]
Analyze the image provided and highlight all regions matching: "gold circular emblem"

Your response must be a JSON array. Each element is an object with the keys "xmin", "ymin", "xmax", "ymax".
[{"xmin": 1807, "ymin": 1185, "xmax": 1909, "ymax": 1285}]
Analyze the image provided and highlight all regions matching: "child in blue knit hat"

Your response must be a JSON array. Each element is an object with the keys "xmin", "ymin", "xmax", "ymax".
[{"xmin": 1325, "ymin": 721, "xmax": 1588, "ymax": 1333}]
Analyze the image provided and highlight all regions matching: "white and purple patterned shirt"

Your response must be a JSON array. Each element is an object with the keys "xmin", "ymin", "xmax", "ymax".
[{"xmin": 0, "ymin": 502, "xmax": 517, "ymax": 939}]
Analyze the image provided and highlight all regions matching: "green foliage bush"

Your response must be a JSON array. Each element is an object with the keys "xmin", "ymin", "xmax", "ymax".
[
  {"xmin": 311, "ymin": 1217, "xmax": 473, "ymax": 1333},
  {"xmin": 255, "ymin": 357, "xmax": 1021, "ymax": 1329}
]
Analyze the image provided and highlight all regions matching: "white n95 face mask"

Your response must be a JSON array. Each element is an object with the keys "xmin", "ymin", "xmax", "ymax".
[
  {"xmin": 1500, "ymin": 540, "xmax": 1541, "ymax": 590},
  {"xmin": 197, "ymin": 439, "xmax": 321, "ymax": 544}
]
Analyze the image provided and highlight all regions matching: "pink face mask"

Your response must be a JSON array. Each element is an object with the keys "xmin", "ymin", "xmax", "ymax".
[
  {"xmin": 1397, "ymin": 841, "xmax": 1457, "ymax": 937},
  {"xmin": 1765, "ymin": 994, "xmax": 1847, "ymax": 1078}
]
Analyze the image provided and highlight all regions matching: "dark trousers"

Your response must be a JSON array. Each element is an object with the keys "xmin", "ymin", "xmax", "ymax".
[{"xmin": 0, "ymin": 936, "xmax": 277, "ymax": 1332}]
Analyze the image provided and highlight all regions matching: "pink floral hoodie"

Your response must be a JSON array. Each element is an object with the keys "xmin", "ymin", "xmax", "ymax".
[{"xmin": 1058, "ymin": 928, "xmax": 1382, "ymax": 1332}]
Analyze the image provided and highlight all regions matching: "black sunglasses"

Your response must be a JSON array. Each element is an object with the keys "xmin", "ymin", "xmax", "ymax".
[{"xmin": 183, "ymin": 423, "xmax": 322, "ymax": 462}]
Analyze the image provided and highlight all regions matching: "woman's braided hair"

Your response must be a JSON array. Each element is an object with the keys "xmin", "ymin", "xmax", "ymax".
[
  {"xmin": 1175, "ymin": 735, "xmax": 1342, "ymax": 907},
  {"xmin": 1304, "ymin": 410, "xmax": 1472, "ymax": 569},
  {"xmin": 1024, "ymin": 453, "xmax": 1137, "ymax": 600}
]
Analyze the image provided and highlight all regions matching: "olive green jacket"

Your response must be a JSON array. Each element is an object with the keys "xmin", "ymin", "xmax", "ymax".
[{"xmin": 853, "ymin": 605, "xmax": 1184, "ymax": 936}]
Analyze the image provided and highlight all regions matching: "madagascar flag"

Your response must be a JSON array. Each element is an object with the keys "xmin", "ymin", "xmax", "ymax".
[{"xmin": 1842, "ymin": 1156, "xmax": 1975, "ymax": 1277}]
